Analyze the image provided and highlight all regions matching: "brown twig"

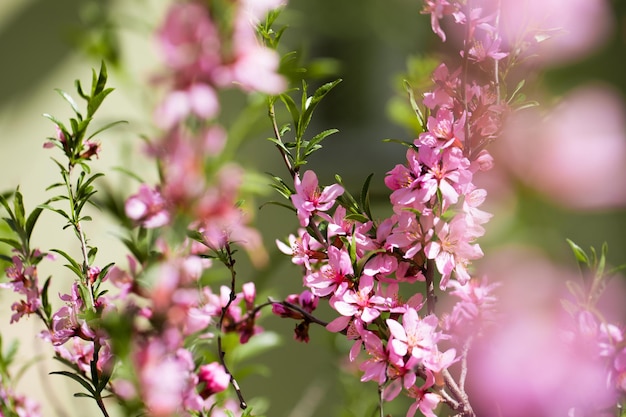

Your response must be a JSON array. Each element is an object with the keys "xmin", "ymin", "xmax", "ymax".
[{"xmin": 217, "ymin": 242, "xmax": 247, "ymax": 410}]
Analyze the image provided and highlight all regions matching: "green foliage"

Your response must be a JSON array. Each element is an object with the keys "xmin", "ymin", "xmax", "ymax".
[
  {"xmin": 43, "ymin": 61, "xmax": 125, "ymax": 170},
  {"xmin": 566, "ymin": 239, "xmax": 626, "ymax": 308},
  {"xmin": 0, "ymin": 190, "xmax": 44, "ymax": 263},
  {"xmin": 268, "ymin": 79, "xmax": 342, "ymax": 172}
]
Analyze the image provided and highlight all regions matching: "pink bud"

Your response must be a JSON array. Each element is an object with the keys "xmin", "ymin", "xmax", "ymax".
[{"xmin": 198, "ymin": 362, "xmax": 230, "ymax": 398}]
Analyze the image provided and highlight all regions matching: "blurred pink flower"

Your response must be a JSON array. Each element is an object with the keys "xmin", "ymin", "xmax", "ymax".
[
  {"xmin": 125, "ymin": 184, "xmax": 170, "ymax": 228},
  {"xmin": 198, "ymin": 362, "xmax": 230, "ymax": 399},
  {"xmin": 500, "ymin": 85, "xmax": 626, "ymax": 209},
  {"xmin": 480, "ymin": 0, "xmax": 614, "ymax": 66},
  {"xmin": 468, "ymin": 246, "xmax": 623, "ymax": 416}
]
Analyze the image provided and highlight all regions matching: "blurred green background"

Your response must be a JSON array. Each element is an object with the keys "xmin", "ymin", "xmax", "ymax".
[{"xmin": 1, "ymin": 0, "xmax": 626, "ymax": 416}]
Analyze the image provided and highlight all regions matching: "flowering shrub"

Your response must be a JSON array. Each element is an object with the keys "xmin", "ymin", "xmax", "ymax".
[{"xmin": 1, "ymin": 1, "xmax": 625, "ymax": 417}]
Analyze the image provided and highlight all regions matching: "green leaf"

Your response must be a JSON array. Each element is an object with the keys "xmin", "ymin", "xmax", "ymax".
[
  {"xmin": 75, "ymin": 79, "xmax": 88, "ymax": 100},
  {"xmin": 87, "ymin": 247, "xmax": 98, "ymax": 264},
  {"xmin": 55, "ymin": 89, "xmax": 82, "ymax": 118},
  {"xmin": 39, "ymin": 204, "xmax": 71, "ymax": 222},
  {"xmin": 298, "ymin": 79, "xmax": 341, "ymax": 139},
  {"xmin": 0, "ymin": 237, "xmax": 21, "ymax": 250},
  {"xmin": 566, "ymin": 239, "xmax": 589, "ymax": 265},
  {"xmin": 50, "ymin": 371, "xmax": 96, "ymax": 396},
  {"xmin": 42, "ymin": 113, "xmax": 68, "ymax": 132},
  {"xmin": 42, "ymin": 276, "xmax": 53, "ymax": 321},
  {"xmin": 87, "ymin": 120, "xmax": 128, "ymax": 140},
  {"xmin": 95, "ymin": 61, "xmax": 108, "ymax": 96},
  {"xmin": 304, "ymin": 129, "xmax": 338, "ymax": 158},
  {"xmin": 403, "ymin": 80, "xmax": 426, "ymax": 129},
  {"xmin": 507, "ymin": 79, "xmax": 526, "ymax": 105},
  {"xmin": 13, "ymin": 191, "xmax": 26, "ymax": 230},
  {"xmin": 25, "ymin": 207, "xmax": 43, "ymax": 240},
  {"xmin": 73, "ymin": 392, "xmax": 95, "ymax": 399},
  {"xmin": 359, "ymin": 173, "xmax": 374, "ymax": 220},
  {"xmin": 344, "ymin": 213, "xmax": 370, "ymax": 223},
  {"xmin": 279, "ymin": 93, "xmax": 300, "ymax": 131},
  {"xmin": 87, "ymin": 88, "xmax": 114, "ymax": 118},
  {"xmin": 50, "ymin": 249, "xmax": 84, "ymax": 279}
]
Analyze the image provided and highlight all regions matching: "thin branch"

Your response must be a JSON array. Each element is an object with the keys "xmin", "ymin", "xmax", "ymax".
[
  {"xmin": 269, "ymin": 100, "xmax": 296, "ymax": 178},
  {"xmin": 425, "ymin": 259, "xmax": 437, "ymax": 315},
  {"xmin": 443, "ymin": 368, "xmax": 475, "ymax": 417},
  {"xmin": 459, "ymin": 336, "xmax": 473, "ymax": 393},
  {"xmin": 217, "ymin": 242, "xmax": 248, "ymax": 410}
]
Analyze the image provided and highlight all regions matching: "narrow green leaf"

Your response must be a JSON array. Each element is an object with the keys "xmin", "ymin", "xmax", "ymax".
[
  {"xmin": 360, "ymin": 173, "xmax": 374, "ymax": 220},
  {"xmin": 42, "ymin": 276, "xmax": 52, "ymax": 321},
  {"xmin": 344, "ymin": 213, "xmax": 370, "ymax": 223},
  {"xmin": 42, "ymin": 114, "xmax": 68, "ymax": 132},
  {"xmin": 279, "ymin": 93, "xmax": 300, "ymax": 130},
  {"xmin": 87, "ymin": 120, "xmax": 128, "ymax": 140},
  {"xmin": 0, "ymin": 237, "xmax": 21, "ymax": 250},
  {"xmin": 87, "ymin": 88, "xmax": 114, "ymax": 118},
  {"xmin": 13, "ymin": 191, "xmax": 26, "ymax": 229},
  {"xmin": 50, "ymin": 249, "xmax": 82, "ymax": 274},
  {"xmin": 50, "ymin": 371, "xmax": 96, "ymax": 395},
  {"xmin": 87, "ymin": 247, "xmax": 98, "ymax": 264},
  {"xmin": 95, "ymin": 61, "xmax": 108, "ymax": 95},
  {"xmin": 304, "ymin": 129, "xmax": 338, "ymax": 157},
  {"xmin": 55, "ymin": 89, "xmax": 81, "ymax": 117},
  {"xmin": 507, "ymin": 79, "xmax": 526, "ymax": 103},
  {"xmin": 0, "ymin": 192, "xmax": 13, "ymax": 215},
  {"xmin": 25, "ymin": 207, "xmax": 43, "ymax": 240},
  {"xmin": 298, "ymin": 79, "xmax": 341, "ymax": 139},
  {"xmin": 403, "ymin": 80, "xmax": 425, "ymax": 129},
  {"xmin": 75, "ymin": 79, "xmax": 88, "ymax": 100},
  {"xmin": 258, "ymin": 200, "xmax": 296, "ymax": 212},
  {"xmin": 39, "ymin": 204, "xmax": 71, "ymax": 222},
  {"xmin": 566, "ymin": 239, "xmax": 589, "ymax": 265},
  {"xmin": 73, "ymin": 392, "xmax": 95, "ymax": 399}
]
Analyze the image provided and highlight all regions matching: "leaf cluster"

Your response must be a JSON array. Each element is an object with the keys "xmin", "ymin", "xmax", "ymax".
[
  {"xmin": 566, "ymin": 240, "xmax": 626, "ymax": 308},
  {"xmin": 268, "ymin": 79, "xmax": 342, "ymax": 174},
  {"xmin": 43, "ymin": 61, "xmax": 125, "ymax": 171}
]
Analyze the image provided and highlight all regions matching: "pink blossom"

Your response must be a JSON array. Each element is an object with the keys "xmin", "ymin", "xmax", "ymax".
[
  {"xmin": 276, "ymin": 229, "xmax": 323, "ymax": 269},
  {"xmin": 497, "ymin": 0, "xmax": 614, "ymax": 66},
  {"xmin": 386, "ymin": 309, "xmax": 440, "ymax": 361},
  {"xmin": 305, "ymin": 246, "xmax": 353, "ymax": 297},
  {"xmin": 421, "ymin": 0, "xmax": 456, "ymax": 42},
  {"xmin": 406, "ymin": 387, "xmax": 441, "ymax": 417},
  {"xmin": 157, "ymin": 1, "xmax": 221, "ymax": 78},
  {"xmin": 330, "ymin": 275, "xmax": 388, "ymax": 324},
  {"xmin": 385, "ymin": 211, "xmax": 434, "ymax": 259},
  {"xmin": 359, "ymin": 330, "xmax": 390, "ymax": 385},
  {"xmin": 154, "ymin": 84, "xmax": 219, "ymax": 130},
  {"xmin": 418, "ymin": 145, "xmax": 472, "ymax": 208},
  {"xmin": 499, "ymin": 85, "xmax": 626, "ymax": 209},
  {"xmin": 227, "ymin": 46, "xmax": 287, "ymax": 95},
  {"xmin": 125, "ymin": 184, "xmax": 170, "ymax": 228},
  {"xmin": 198, "ymin": 362, "xmax": 230, "ymax": 399},
  {"xmin": 291, "ymin": 170, "xmax": 344, "ymax": 227},
  {"xmin": 424, "ymin": 216, "xmax": 484, "ymax": 288}
]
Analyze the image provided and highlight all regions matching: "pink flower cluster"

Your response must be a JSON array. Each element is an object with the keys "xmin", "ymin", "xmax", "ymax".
[
  {"xmin": 154, "ymin": 0, "xmax": 287, "ymax": 130},
  {"xmin": 277, "ymin": 162, "xmax": 496, "ymax": 414},
  {"xmin": 271, "ymin": 1, "xmax": 533, "ymax": 415},
  {"xmin": 114, "ymin": 1, "xmax": 289, "ymax": 413},
  {"xmin": 0, "ymin": 254, "xmax": 42, "ymax": 324}
]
